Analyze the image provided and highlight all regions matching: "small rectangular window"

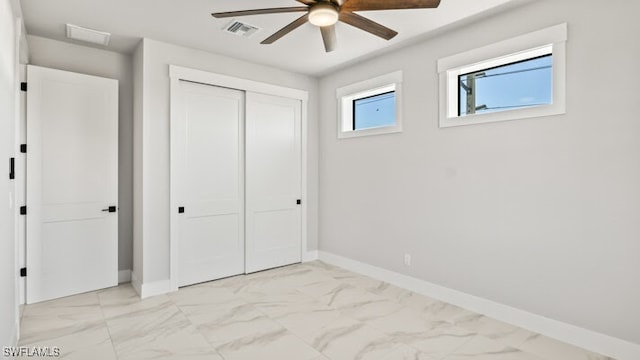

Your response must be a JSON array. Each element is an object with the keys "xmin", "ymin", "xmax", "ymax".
[
  {"xmin": 458, "ymin": 54, "xmax": 552, "ymax": 116},
  {"xmin": 353, "ymin": 91, "xmax": 396, "ymax": 130},
  {"xmin": 337, "ymin": 71, "xmax": 403, "ymax": 138}
]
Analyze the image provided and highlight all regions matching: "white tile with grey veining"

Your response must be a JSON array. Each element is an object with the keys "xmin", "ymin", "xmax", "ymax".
[
  {"xmin": 189, "ymin": 302, "xmax": 287, "ymax": 347},
  {"xmin": 414, "ymin": 299, "xmax": 475, "ymax": 324},
  {"xmin": 453, "ymin": 313, "xmax": 534, "ymax": 348},
  {"xmin": 20, "ymin": 292, "xmax": 104, "ymax": 344},
  {"xmin": 363, "ymin": 307, "xmax": 439, "ymax": 335},
  {"xmin": 339, "ymin": 297, "xmax": 405, "ymax": 323},
  {"xmin": 215, "ymin": 327, "xmax": 322, "ymax": 360},
  {"xmin": 367, "ymin": 282, "xmax": 440, "ymax": 309},
  {"xmin": 444, "ymin": 335, "xmax": 545, "ymax": 360},
  {"xmin": 167, "ymin": 283, "xmax": 238, "ymax": 307},
  {"xmin": 105, "ymin": 299, "xmax": 187, "ymax": 346},
  {"xmin": 390, "ymin": 322, "xmax": 476, "ymax": 359},
  {"xmin": 112, "ymin": 319, "xmax": 222, "ymax": 360},
  {"xmin": 19, "ymin": 322, "xmax": 116, "ymax": 360},
  {"xmin": 262, "ymin": 298, "xmax": 344, "ymax": 336},
  {"xmin": 518, "ymin": 333, "xmax": 614, "ymax": 360},
  {"xmin": 316, "ymin": 284, "xmax": 390, "ymax": 312},
  {"xmin": 239, "ymin": 288, "xmax": 316, "ymax": 310},
  {"xmin": 297, "ymin": 278, "xmax": 356, "ymax": 298},
  {"xmin": 380, "ymin": 344, "xmax": 439, "ymax": 360},
  {"xmin": 302, "ymin": 317, "xmax": 401, "ymax": 360},
  {"xmin": 17, "ymin": 261, "xmax": 617, "ymax": 360},
  {"xmin": 98, "ymin": 285, "xmax": 173, "ymax": 319}
]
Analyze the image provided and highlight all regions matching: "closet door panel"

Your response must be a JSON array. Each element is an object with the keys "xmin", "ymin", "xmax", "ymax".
[
  {"xmin": 245, "ymin": 92, "xmax": 302, "ymax": 273},
  {"xmin": 173, "ymin": 81, "xmax": 245, "ymax": 287}
]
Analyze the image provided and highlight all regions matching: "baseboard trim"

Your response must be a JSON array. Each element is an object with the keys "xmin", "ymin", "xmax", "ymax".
[
  {"xmin": 130, "ymin": 271, "xmax": 142, "ymax": 297},
  {"xmin": 140, "ymin": 279, "xmax": 173, "ymax": 299},
  {"xmin": 318, "ymin": 250, "xmax": 640, "ymax": 360},
  {"xmin": 118, "ymin": 269, "xmax": 132, "ymax": 284},
  {"xmin": 303, "ymin": 250, "xmax": 319, "ymax": 262},
  {"xmin": 11, "ymin": 320, "xmax": 19, "ymax": 346}
]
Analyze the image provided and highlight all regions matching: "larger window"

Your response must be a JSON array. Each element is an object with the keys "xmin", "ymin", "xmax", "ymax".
[
  {"xmin": 458, "ymin": 53, "xmax": 552, "ymax": 116},
  {"xmin": 438, "ymin": 23, "xmax": 567, "ymax": 128}
]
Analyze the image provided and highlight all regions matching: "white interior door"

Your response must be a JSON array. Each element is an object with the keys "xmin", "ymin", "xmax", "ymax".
[
  {"xmin": 26, "ymin": 65, "xmax": 118, "ymax": 304},
  {"xmin": 173, "ymin": 81, "xmax": 245, "ymax": 287},
  {"xmin": 245, "ymin": 92, "xmax": 302, "ymax": 273}
]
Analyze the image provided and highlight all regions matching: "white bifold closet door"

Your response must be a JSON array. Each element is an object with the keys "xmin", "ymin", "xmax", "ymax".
[
  {"xmin": 245, "ymin": 92, "xmax": 302, "ymax": 274},
  {"xmin": 173, "ymin": 81, "xmax": 302, "ymax": 287},
  {"xmin": 26, "ymin": 65, "xmax": 118, "ymax": 304},
  {"xmin": 173, "ymin": 81, "xmax": 245, "ymax": 287}
]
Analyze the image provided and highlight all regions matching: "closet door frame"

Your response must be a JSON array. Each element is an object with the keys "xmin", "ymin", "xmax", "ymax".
[{"xmin": 168, "ymin": 65, "xmax": 309, "ymax": 292}]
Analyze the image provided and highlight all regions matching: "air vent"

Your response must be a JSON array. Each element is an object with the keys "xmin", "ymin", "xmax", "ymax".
[
  {"xmin": 66, "ymin": 24, "xmax": 111, "ymax": 46},
  {"xmin": 224, "ymin": 20, "xmax": 260, "ymax": 38}
]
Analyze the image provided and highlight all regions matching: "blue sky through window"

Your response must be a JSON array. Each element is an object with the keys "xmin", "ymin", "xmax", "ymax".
[
  {"xmin": 353, "ymin": 91, "xmax": 396, "ymax": 130},
  {"xmin": 459, "ymin": 54, "xmax": 552, "ymax": 116}
]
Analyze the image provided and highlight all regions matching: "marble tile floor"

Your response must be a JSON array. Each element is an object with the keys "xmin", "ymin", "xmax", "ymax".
[{"xmin": 17, "ymin": 261, "xmax": 613, "ymax": 360}]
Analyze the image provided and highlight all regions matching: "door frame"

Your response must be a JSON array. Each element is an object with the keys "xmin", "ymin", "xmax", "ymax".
[{"xmin": 168, "ymin": 65, "xmax": 309, "ymax": 292}]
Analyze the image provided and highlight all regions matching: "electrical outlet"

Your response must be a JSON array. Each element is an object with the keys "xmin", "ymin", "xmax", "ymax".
[{"xmin": 404, "ymin": 253, "xmax": 411, "ymax": 266}]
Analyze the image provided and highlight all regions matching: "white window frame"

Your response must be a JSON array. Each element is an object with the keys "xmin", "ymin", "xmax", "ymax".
[
  {"xmin": 337, "ymin": 71, "xmax": 403, "ymax": 139},
  {"xmin": 438, "ymin": 23, "xmax": 567, "ymax": 128}
]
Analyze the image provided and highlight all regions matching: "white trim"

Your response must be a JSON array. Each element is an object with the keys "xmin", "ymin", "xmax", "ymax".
[
  {"xmin": 131, "ymin": 270, "xmax": 173, "ymax": 299},
  {"xmin": 140, "ymin": 279, "xmax": 173, "ymax": 299},
  {"xmin": 169, "ymin": 65, "xmax": 308, "ymax": 101},
  {"xmin": 317, "ymin": 251, "xmax": 640, "ymax": 360},
  {"xmin": 437, "ymin": 23, "xmax": 567, "ymax": 73},
  {"xmin": 118, "ymin": 269, "xmax": 131, "ymax": 284},
  {"xmin": 438, "ymin": 23, "xmax": 567, "ymax": 128},
  {"xmin": 169, "ymin": 65, "xmax": 309, "ymax": 292},
  {"xmin": 130, "ymin": 271, "xmax": 142, "ymax": 296},
  {"xmin": 302, "ymin": 250, "xmax": 318, "ymax": 262},
  {"xmin": 301, "ymin": 100, "xmax": 309, "ymax": 264},
  {"xmin": 11, "ymin": 321, "xmax": 19, "ymax": 346},
  {"xmin": 337, "ymin": 71, "xmax": 403, "ymax": 139},
  {"xmin": 169, "ymin": 75, "xmax": 179, "ymax": 293},
  {"xmin": 17, "ymin": 63, "xmax": 26, "ymax": 306}
]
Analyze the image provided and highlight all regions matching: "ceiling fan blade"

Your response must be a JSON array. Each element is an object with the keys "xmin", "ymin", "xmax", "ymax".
[
  {"xmin": 261, "ymin": 14, "xmax": 310, "ymax": 44},
  {"xmin": 296, "ymin": 0, "xmax": 317, "ymax": 5},
  {"xmin": 212, "ymin": 7, "xmax": 308, "ymax": 19},
  {"xmin": 339, "ymin": 12, "xmax": 398, "ymax": 40},
  {"xmin": 320, "ymin": 25, "xmax": 337, "ymax": 52},
  {"xmin": 343, "ymin": 0, "xmax": 440, "ymax": 11}
]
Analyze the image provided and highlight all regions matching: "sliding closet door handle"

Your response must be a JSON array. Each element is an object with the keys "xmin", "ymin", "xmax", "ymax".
[{"xmin": 101, "ymin": 206, "xmax": 117, "ymax": 213}]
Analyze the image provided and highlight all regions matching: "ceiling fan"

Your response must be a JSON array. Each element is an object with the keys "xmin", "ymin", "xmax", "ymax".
[{"xmin": 212, "ymin": 0, "xmax": 441, "ymax": 52}]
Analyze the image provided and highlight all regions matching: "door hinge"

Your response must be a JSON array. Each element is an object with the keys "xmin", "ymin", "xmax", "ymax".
[
  {"xmin": 19, "ymin": 206, "xmax": 26, "ymax": 215},
  {"xmin": 9, "ymin": 157, "xmax": 15, "ymax": 180},
  {"xmin": 20, "ymin": 268, "xmax": 26, "ymax": 277},
  {"xmin": 20, "ymin": 82, "xmax": 27, "ymax": 92},
  {"xmin": 296, "ymin": 199, "xmax": 301, "ymax": 205},
  {"xmin": 20, "ymin": 144, "xmax": 26, "ymax": 153}
]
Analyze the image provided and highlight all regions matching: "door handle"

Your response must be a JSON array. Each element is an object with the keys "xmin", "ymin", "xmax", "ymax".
[{"xmin": 101, "ymin": 206, "xmax": 117, "ymax": 213}]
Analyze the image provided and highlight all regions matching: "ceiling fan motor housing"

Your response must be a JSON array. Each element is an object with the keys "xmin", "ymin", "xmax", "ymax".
[{"xmin": 309, "ymin": 2, "xmax": 340, "ymax": 27}]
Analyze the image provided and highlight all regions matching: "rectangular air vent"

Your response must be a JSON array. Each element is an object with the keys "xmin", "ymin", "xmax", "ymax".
[
  {"xmin": 224, "ymin": 20, "xmax": 260, "ymax": 38},
  {"xmin": 66, "ymin": 24, "xmax": 111, "ymax": 46}
]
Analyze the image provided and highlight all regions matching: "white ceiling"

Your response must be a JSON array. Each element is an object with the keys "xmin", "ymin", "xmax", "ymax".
[{"xmin": 20, "ymin": 0, "xmax": 527, "ymax": 76}]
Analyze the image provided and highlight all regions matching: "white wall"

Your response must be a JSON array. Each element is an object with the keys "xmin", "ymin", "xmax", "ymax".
[
  {"xmin": 318, "ymin": 0, "xmax": 640, "ymax": 346},
  {"xmin": 27, "ymin": 35, "xmax": 134, "ymax": 274},
  {"xmin": 135, "ymin": 38, "xmax": 319, "ymax": 286},
  {"xmin": 1, "ymin": 0, "xmax": 20, "ymax": 351}
]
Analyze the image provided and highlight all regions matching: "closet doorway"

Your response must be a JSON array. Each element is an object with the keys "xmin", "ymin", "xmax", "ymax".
[{"xmin": 170, "ymin": 66, "xmax": 307, "ymax": 288}]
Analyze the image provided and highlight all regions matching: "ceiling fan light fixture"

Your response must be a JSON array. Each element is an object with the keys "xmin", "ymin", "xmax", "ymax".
[{"xmin": 308, "ymin": 3, "xmax": 339, "ymax": 27}]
